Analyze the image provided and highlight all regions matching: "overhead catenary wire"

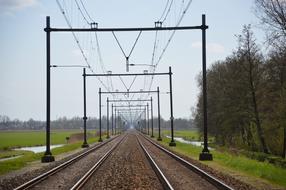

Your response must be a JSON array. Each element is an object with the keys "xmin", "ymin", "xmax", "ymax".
[
  {"xmin": 79, "ymin": 0, "xmax": 96, "ymax": 23},
  {"xmin": 74, "ymin": 0, "xmax": 90, "ymax": 25},
  {"xmin": 56, "ymin": 0, "xmax": 194, "ymax": 123},
  {"xmin": 156, "ymin": 0, "xmax": 193, "ymax": 68},
  {"xmin": 128, "ymin": 75, "xmax": 138, "ymax": 90},
  {"xmin": 151, "ymin": 31, "xmax": 159, "ymax": 67},
  {"xmin": 119, "ymin": 76, "xmax": 129, "ymax": 90},
  {"xmin": 160, "ymin": 0, "xmax": 174, "ymax": 23},
  {"xmin": 74, "ymin": 0, "xmax": 116, "ymax": 94},
  {"xmin": 158, "ymin": 0, "xmax": 170, "ymax": 22},
  {"xmin": 56, "ymin": 0, "xmax": 93, "ymax": 72},
  {"xmin": 94, "ymin": 32, "xmax": 107, "ymax": 73},
  {"xmin": 93, "ymin": 30, "xmax": 117, "ymax": 96},
  {"xmin": 138, "ymin": 0, "xmax": 191, "ymax": 101},
  {"xmin": 56, "ymin": 0, "xmax": 114, "ymax": 94},
  {"xmin": 146, "ymin": 0, "xmax": 193, "ymax": 96},
  {"xmin": 155, "ymin": 0, "xmax": 193, "ymax": 67},
  {"xmin": 112, "ymin": 31, "xmax": 142, "ymax": 59}
]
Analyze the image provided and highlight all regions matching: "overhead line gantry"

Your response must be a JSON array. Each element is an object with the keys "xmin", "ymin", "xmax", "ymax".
[
  {"xmin": 42, "ymin": 14, "xmax": 212, "ymax": 163},
  {"xmin": 99, "ymin": 88, "xmax": 164, "ymax": 142}
]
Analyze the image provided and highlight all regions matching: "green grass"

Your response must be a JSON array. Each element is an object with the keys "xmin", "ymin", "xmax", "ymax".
[
  {"xmin": 162, "ymin": 129, "xmax": 201, "ymax": 141},
  {"xmin": 0, "ymin": 130, "xmax": 105, "ymax": 175},
  {"xmin": 0, "ymin": 150, "xmax": 27, "ymax": 159},
  {"xmin": 0, "ymin": 130, "xmax": 86, "ymax": 149},
  {"xmin": 155, "ymin": 131, "xmax": 286, "ymax": 188}
]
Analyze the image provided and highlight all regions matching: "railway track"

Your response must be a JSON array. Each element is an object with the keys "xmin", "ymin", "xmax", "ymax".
[
  {"xmin": 70, "ymin": 134, "xmax": 127, "ymax": 190},
  {"xmin": 14, "ymin": 131, "xmax": 234, "ymax": 190},
  {"xmin": 70, "ymin": 132, "xmax": 167, "ymax": 189},
  {"xmin": 136, "ymin": 136, "xmax": 174, "ymax": 190},
  {"xmin": 14, "ymin": 135, "xmax": 122, "ymax": 190},
  {"xmin": 66, "ymin": 131, "xmax": 232, "ymax": 190},
  {"xmin": 137, "ymin": 133, "xmax": 234, "ymax": 190}
]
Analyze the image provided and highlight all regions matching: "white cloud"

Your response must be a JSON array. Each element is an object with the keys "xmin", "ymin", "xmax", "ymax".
[
  {"xmin": 0, "ymin": 0, "xmax": 38, "ymax": 11},
  {"xmin": 191, "ymin": 42, "xmax": 225, "ymax": 54}
]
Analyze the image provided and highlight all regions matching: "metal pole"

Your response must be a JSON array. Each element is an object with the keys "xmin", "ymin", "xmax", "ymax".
[
  {"xmin": 118, "ymin": 114, "xmax": 120, "ymax": 134},
  {"xmin": 107, "ymin": 98, "xmax": 110, "ymax": 138},
  {"xmin": 126, "ymin": 57, "xmax": 129, "ymax": 72},
  {"xmin": 151, "ymin": 97, "xmax": 154, "ymax": 138},
  {"xmin": 138, "ymin": 121, "xmax": 140, "ymax": 132},
  {"xmin": 144, "ymin": 108, "xmax": 147, "ymax": 134},
  {"xmin": 111, "ymin": 104, "xmax": 114, "ymax": 135},
  {"xmin": 82, "ymin": 68, "xmax": 89, "ymax": 148},
  {"xmin": 117, "ymin": 110, "xmax": 119, "ymax": 134},
  {"xmin": 147, "ymin": 103, "xmax": 149, "ymax": 135},
  {"xmin": 157, "ymin": 87, "xmax": 162, "ymax": 141},
  {"xmin": 169, "ymin": 66, "xmax": 176, "ymax": 146},
  {"xmin": 199, "ymin": 14, "xmax": 212, "ymax": 161},
  {"xmin": 115, "ymin": 109, "xmax": 117, "ymax": 135},
  {"xmin": 138, "ymin": 114, "xmax": 141, "ymax": 133},
  {"xmin": 98, "ymin": 88, "xmax": 103, "ymax": 142},
  {"xmin": 42, "ymin": 16, "xmax": 54, "ymax": 163},
  {"xmin": 140, "ymin": 114, "xmax": 143, "ymax": 133}
]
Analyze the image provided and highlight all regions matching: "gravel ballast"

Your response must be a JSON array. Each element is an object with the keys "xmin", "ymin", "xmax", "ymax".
[
  {"xmin": 139, "ymin": 134, "xmax": 218, "ymax": 190},
  {"xmin": 82, "ymin": 133, "xmax": 164, "ymax": 190}
]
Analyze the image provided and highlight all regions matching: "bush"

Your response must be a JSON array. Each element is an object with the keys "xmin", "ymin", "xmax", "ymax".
[
  {"xmin": 266, "ymin": 157, "xmax": 286, "ymax": 168},
  {"xmin": 240, "ymin": 150, "xmax": 286, "ymax": 168}
]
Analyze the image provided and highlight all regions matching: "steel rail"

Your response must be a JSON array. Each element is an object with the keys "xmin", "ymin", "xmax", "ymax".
[
  {"xmin": 14, "ymin": 135, "xmax": 120, "ymax": 190},
  {"xmin": 139, "ymin": 133, "xmax": 234, "ymax": 190},
  {"xmin": 136, "ymin": 135, "xmax": 174, "ymax": 190},
  {"xmin": 70, "ymin": 134, "xmax": 128, "ymax": 190}
]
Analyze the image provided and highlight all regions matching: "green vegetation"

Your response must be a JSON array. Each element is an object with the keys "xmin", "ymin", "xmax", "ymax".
[
  {"xmin": 193, "ymin": 0, "xmax": 286, "ymax": 158},
  {"xmin": 0, "ymin": 130, "xmax": 103, "ymax": 175},
  {"xmin": 156, "ymin": 130, "xmax": 286, "ymax": 188},
  {"xmin": 162, "ymin": 130, "xmax": 200, "ymax": 141},
  {"xmin": 0, "ymin": 130, "xmax": 85, "ymax": 149},
  {"xmin": 0, "ymin": 139, "xmax": 94, "ymax": 175}
]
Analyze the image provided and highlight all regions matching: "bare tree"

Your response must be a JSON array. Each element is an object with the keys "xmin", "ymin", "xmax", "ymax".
[
  {"xmin": 237, "ymin": 25, "xmax": 269, "ymax": 154},
  {"xmin": 255, "ymin": 0, "xmax": 286, "ymax": 47},
  {"xmin": 255, "ymin": 0, "xmax": 286, "ymax": 157}
]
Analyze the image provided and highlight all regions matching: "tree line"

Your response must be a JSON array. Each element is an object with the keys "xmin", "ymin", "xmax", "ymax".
[
  {"xmin": 0, "ymin": 115, "xmax": 101, "ymax": 130},
  {"xmin": 0, "ymin": 115, "xmax": 194, "ymax": 131},
  {"xmin": 194, "ymin": 0, "xmax": 286, "ymax": 158}
]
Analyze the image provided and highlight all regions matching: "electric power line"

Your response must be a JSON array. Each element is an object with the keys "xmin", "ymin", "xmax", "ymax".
[
  {"xmin": 146, "ymin": 0, "xmax": 193, "ymax": 96},
  {"xmin": 56, "ymin": 0, "xmax": 114, "ymax": 94},
  {"xmin": 79, "ymin": 0, "xmax": 96, "ymax": 23}
]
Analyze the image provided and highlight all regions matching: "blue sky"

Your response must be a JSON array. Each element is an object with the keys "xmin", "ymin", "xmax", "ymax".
[{"xmin": 0, "ymin": 0, "xmax": 265, "ymax": 121}]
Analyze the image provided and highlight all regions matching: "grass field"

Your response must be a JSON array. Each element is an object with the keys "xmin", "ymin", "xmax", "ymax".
[
  {"xmin": 0, "ymin": 130, "xmax": 104, "ymax": 175},
  {"xmin": 162, "ymin": 129, "xmax": 201, "ymax": 141},
  {"xmin": 156, "ymin": 130, "xmax": 286, "ymax": 188},
  {"xmin": 0, "ymin": 130, "xmax": 89, "ymax": 149}
]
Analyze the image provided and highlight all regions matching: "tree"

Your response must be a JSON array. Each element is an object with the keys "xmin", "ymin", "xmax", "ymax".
[
  {"xmin": 236, "ymin": 25, "xmax": 269, "ymax": 154},
  {"xmin": 263, "ymin": 48, "xmax": 286, "ymax": 157},
  {"xmin": 255, "ymin": 0, "xmax": 286, "ymax": 157},
  {"xmin": 254, "ymin": 0, "xmax": 286, "ymax": 47},
  {"xmin": 194, "ymin": 25, "xmax": 270, "ymax": 153},
  {"xmin": 0, "ymin": 115, "xmax": 10, "ymax": 123}
]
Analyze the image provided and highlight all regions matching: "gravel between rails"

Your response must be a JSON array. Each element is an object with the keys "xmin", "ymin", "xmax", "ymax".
[
  {"xmin": 138, "ymin": 134, "xmax": 219, "ymax": 190},
  {"xmin": 28, "ymin": 136, "xmax": 124, "ymax": 190},
  {"xmin": 82, "ymin": 132, "xmax": 164, "ymax": 190},
  {"xmin": 141, "ymin": 135, "xmax": 259, "ymax": 190}
]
